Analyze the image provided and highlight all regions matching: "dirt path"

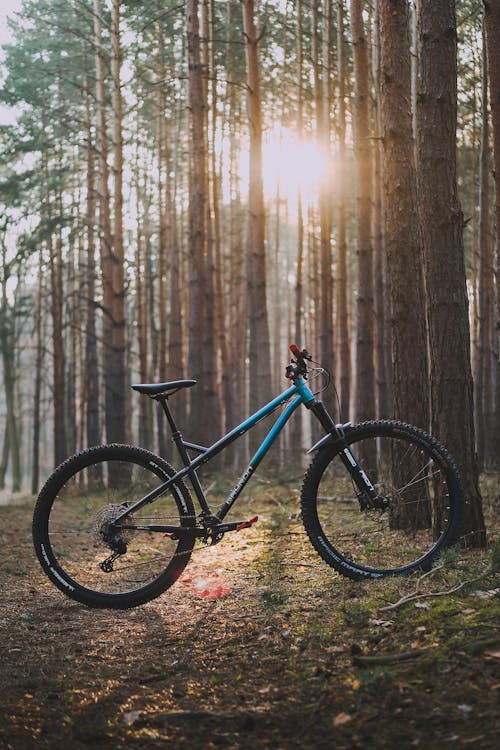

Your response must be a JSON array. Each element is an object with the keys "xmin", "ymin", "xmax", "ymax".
[{"xmin": 1, "ymin": 488, "xmax": 499, "ymax": 750}]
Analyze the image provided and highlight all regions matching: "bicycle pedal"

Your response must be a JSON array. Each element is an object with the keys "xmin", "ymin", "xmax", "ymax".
[{"xmin": 236, "ymin": 515, "xmax": 259, "ymax": 532}]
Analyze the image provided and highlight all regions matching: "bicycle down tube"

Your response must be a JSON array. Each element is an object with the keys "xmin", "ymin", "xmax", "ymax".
[{"xmin": 114, "ymin": 378, "xmax": 316, "ymax": 526}]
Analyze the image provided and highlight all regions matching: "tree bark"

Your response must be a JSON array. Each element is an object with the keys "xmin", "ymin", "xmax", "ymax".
[
  {"xmin": 371, "ymin": 1, "xmax": 390, "ymax": 420},
  {"xmin": 312, "ymin": 1, "xmax": 335, "ymax": 411},
  {"xmin": 379, "ymin": 2, "xmax": 429, "ymax": 427},
  {"xmin": 109, "ymin": 0, "xmax": 127, "ymax": 444},
  {"xmin": 379, "ymin": 0, "xmax": 430, "ymax": 528},
  {"xmin": 31, "ymin": 251, "xmax": 43, "ymax": 493},
  {"xmin": 94, "ymin": 0, "xmax": 124, "ymax": 448},
  {"xmin": 336, "ymin": 0, "xmax": 351, "ymax": 421},
  {"xmin": 84, "ymin": 72, "xmax": 101, "ymax": 452},
  {"xmin": 241, "ymin": 0, "xmax": 273, "ymax": 450},
  {"xmin": 475, "ymin": 23, "xmax": 495, "ymax": 468},
  {"xmin": 483, "ymin": 0, "xmax": 500, "ymax": 465},
  {"xmin": 186, "ymin": 0, "xmax": 219, "ymax": 445},
  {"xmin": 350, "ymin": 0, "xmax": 376, "ymax": 424},
  {"xmin": 0, "ymin": 244, "xmax": 21, "ymax": 491},
  {"xmin": 416, "ymin": 0, "xmax": 486, "ymax": 547}
]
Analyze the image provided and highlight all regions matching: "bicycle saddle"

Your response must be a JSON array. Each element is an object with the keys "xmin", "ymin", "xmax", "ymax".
[{"xmin": 131, "ymin": 380, "xmax": 197, "ymax": 397}]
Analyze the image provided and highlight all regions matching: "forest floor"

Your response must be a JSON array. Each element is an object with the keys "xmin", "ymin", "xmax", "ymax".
[{"xmin": 0, "ymin": 471, "xmax": 499, "ymax": 750}]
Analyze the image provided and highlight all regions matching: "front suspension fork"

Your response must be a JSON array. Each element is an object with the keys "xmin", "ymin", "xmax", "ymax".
[{"xmin": 307, "ymin": 399, "xmax": 387, "ymax": 510}]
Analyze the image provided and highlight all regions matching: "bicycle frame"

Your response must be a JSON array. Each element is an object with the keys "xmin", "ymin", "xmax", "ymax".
[{"xmin": 114, "ymin": 377, "xmax": 316, "ymax": 528}]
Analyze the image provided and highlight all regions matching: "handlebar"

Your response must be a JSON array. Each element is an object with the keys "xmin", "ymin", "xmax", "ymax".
[{"xmin": 285, "ymin": 344, "xmax": 312, "ymax": 381}]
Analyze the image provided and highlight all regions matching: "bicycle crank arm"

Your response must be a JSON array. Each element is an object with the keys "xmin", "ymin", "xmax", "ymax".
[{"xmin": 213, "ymin": 515, "xmax": 259, "ymax": 533}]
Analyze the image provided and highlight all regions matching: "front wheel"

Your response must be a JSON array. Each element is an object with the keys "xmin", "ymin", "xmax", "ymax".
[
  {"xmin": 301, "ymin": 421, "xmax": 464, "ymax": 580},
  {"xmin": 33, "ymin": 444, "xmax": 196, "ymax": 608}
]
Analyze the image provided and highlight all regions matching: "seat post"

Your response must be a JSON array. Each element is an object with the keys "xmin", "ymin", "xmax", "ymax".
[
  {"xmin": 157, "ymin": 396, "xmax": 194, "ymax": 472},
  {"xmin": 156, "ymin": 396, "xmax": 211, "ymax": 514},
  {"xmin": 158, "ymin": 396, "xmax": 179, "ymax": 434}
]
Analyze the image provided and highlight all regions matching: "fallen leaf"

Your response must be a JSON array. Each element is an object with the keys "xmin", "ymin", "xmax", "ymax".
[
  {"xmin": 370, "ymin": 618, "xmax": 394, "ymax": 627},
  {"xmin": 122, "ymin": 710, "xmax": 142, "ymax": 726},
  {"xmin": 482, "ymin": 649, "xmax": 500, "ymax": 661},
  {"xmin": 333, "ymin": 712, "xmax": 353, "ymax": 726},
  {"xmin": 470, "ymin": 588, "xmax": 500, "ymax": 599}
]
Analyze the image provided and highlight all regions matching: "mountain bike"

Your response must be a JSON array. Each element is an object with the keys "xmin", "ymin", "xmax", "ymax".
[{"xmin": 32, "ymin": 345, "xmax": 464, "ymax": 609}]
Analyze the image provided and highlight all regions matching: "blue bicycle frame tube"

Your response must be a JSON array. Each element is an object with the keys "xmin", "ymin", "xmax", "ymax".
[
  {"xmin": 215, "ymin": 378, "xmax": 316, "ymax": 519},
  {"xmin": 114, "ymin": 378, "xmax": 316, "ymax": 524}
]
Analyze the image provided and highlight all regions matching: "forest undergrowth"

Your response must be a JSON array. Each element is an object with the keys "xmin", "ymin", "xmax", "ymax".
[{"xmin": 0, "ymin": 472, "xmax": 499, "ymax": 750}]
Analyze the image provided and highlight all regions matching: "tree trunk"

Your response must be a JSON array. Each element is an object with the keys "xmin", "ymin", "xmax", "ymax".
[
  {"xmin": 312, "ymin": 1, "xmax": 335, "ymax": 411},
  {"xmin": 133, "ymin": 103, "xmax": 150, "ymax": 449},
  {"xmin": 186, "ymin": 0, "xmax": 218, "ymax": 445},
  {"xmin": 241, "ymin": 0, "xmax": 273, "ymax": 451},
  {"xmin": 227, "ymin": 0, "xmax": 247, "ymax": 463},
  {"xmin": 156, "ymin": 22, "xmax": 169, "ymax": 457},
  {"xmin": 94, "ymin": 0, "xmax": 118, "ymax": 449},
  {"xmin": 350, "ymin": 0, "xmax": 375, "ymax": 424},
  {"xmin": 378, "ymin": 3, "xmax": 429, "ymax": 415},
  {"xmin": 371, "ymin": 1, "xmax": 390, "ymax": 420},
  {"xmin": 379, "ymin": 0, "xmax": 430, "ymax": 529},
  {"xmin": 108, "ymin": 0, "xmax": 127, "ymax": 445},
  {"xmin": 83, "ymin": 73, "xmax": 100, "ymax": 450},
  {"xmin": 475, "ymin": 23, "xmax": 495, "ymax": 468},
  {"xmin": 292, "ymin": 0, "xmax": 305, "ymax": 454},
  {"xmin": 0, "ymin": 246, "xmax": 21, "ymax": 491},
  {"xmin": 483, "ymin": 0, "xmax": 500, "ymax": 465},
  {"xmin": 31, "ymin": 251, "xmax": 43, "ymax": 493},
  {"xmin": 336, "ymin": 0, "xmax": 351, "ymax": 421},
  {"xmin": 416, "ymin": 0, "xmax": 486, "ymax": 547}
]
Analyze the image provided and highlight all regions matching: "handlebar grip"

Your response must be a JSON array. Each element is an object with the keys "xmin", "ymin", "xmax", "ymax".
[{"xmin": 290, "ymin": 344, "xmax": 301, "ymax": 357}]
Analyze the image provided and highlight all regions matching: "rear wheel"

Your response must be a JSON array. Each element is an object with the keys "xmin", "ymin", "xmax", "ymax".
[
  {"xmin": 301, "ymin": 421, "xmax": 463, "ymax": 579},
  {"xmin": 33, "ymin": 444, "xmax": 195, "ymax": 608}
]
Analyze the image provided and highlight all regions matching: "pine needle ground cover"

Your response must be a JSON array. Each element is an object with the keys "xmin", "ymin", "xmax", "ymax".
[{"xmin": 0, "ymin": 474, "xmax": 498, "ymax": 750}]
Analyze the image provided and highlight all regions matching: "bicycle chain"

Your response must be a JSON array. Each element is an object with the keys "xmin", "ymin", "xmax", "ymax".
[{"xmin": 98, "ymin": 513, "xmax": 221, "ymax": 573}]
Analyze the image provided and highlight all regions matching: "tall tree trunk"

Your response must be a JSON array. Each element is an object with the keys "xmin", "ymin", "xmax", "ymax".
[
  {"xmin": 94, "ymin": 0, "xmax": 117, "ymax": 448},
  {"xmin": 291, "ymin": 0, "xmax": 305, "ymax": 455},
  {"xmin": 109, "ymin": 0, "xmax": 127, "ymax": 444},
  {"xmin": 350, "ymin": 0, "xmax": 375, "ymax": 424},
  {"xmin": 470, "ymin": 89, "xmax": 479, "ymax": 389},
  {"xmin": 379, "ymin": 0, "xmax": 430, "ymax": 528},
  {"xmin": 336, "ymin": 0, "xmax": 351, "ymax": 421},
  {"xmin": 84, "ymin": 73, "xmax": 100, "ymax": 450},
  {"xmin": 475, "ymin": 24, "xmax": 495, "ymax": 468},
  {"xmin": 313, "ymin": 1, "xmax": 335, "ymax": 409},
  {"xmin": 0, "ymin": 246, "xmax": 21, "ymax": 491},
  {"xmin": 186, "ymin": 0, "xmax": 218, "ymax": 445},
  {"xmin": 241, "ymin": 0, "xmax": 273, "ymax": 450},
  {"xmin": 227, "ymin": 0, "xmax": 247, "ymax": 462},
  {"xmin": 371, "ymin": 1, "xmax": 390, "ymax": 419},
  {"xmin": 416, "ymin": 0, "xmax": 486, "ymax": 547},
  {"xmin": 168, "ymin": 97, "xmax": 185, "ymax": 397},
  {"xmin": 483, "ymin": 0, "xmax": 500, "ymax": 465},
  {"xmin": 31, "ymin": 251, "xmax": 43, "ymax": 493},
  {"xmin": 133, "ymin": 110, "xmax": 150, "ymax": 449},
  {"xmin": 379, "ymin": 3, "xmax": 429, "ymax": 426},
  {"xmin": 48, "ymin": 226, "xmax": 67, "ymax": 465},
  {"xmin": 156, "ymin": 23, "xmax": 169, "ymax": 457}
]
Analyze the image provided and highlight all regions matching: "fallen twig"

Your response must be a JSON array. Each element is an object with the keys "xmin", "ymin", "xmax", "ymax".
[
  {"xmin": 379, "ymin": 575, "xmax": 483, "ymax": 612},
  {"xmin": 352, "ymin": 648, "xmax": 427, "ymax": 666}
]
